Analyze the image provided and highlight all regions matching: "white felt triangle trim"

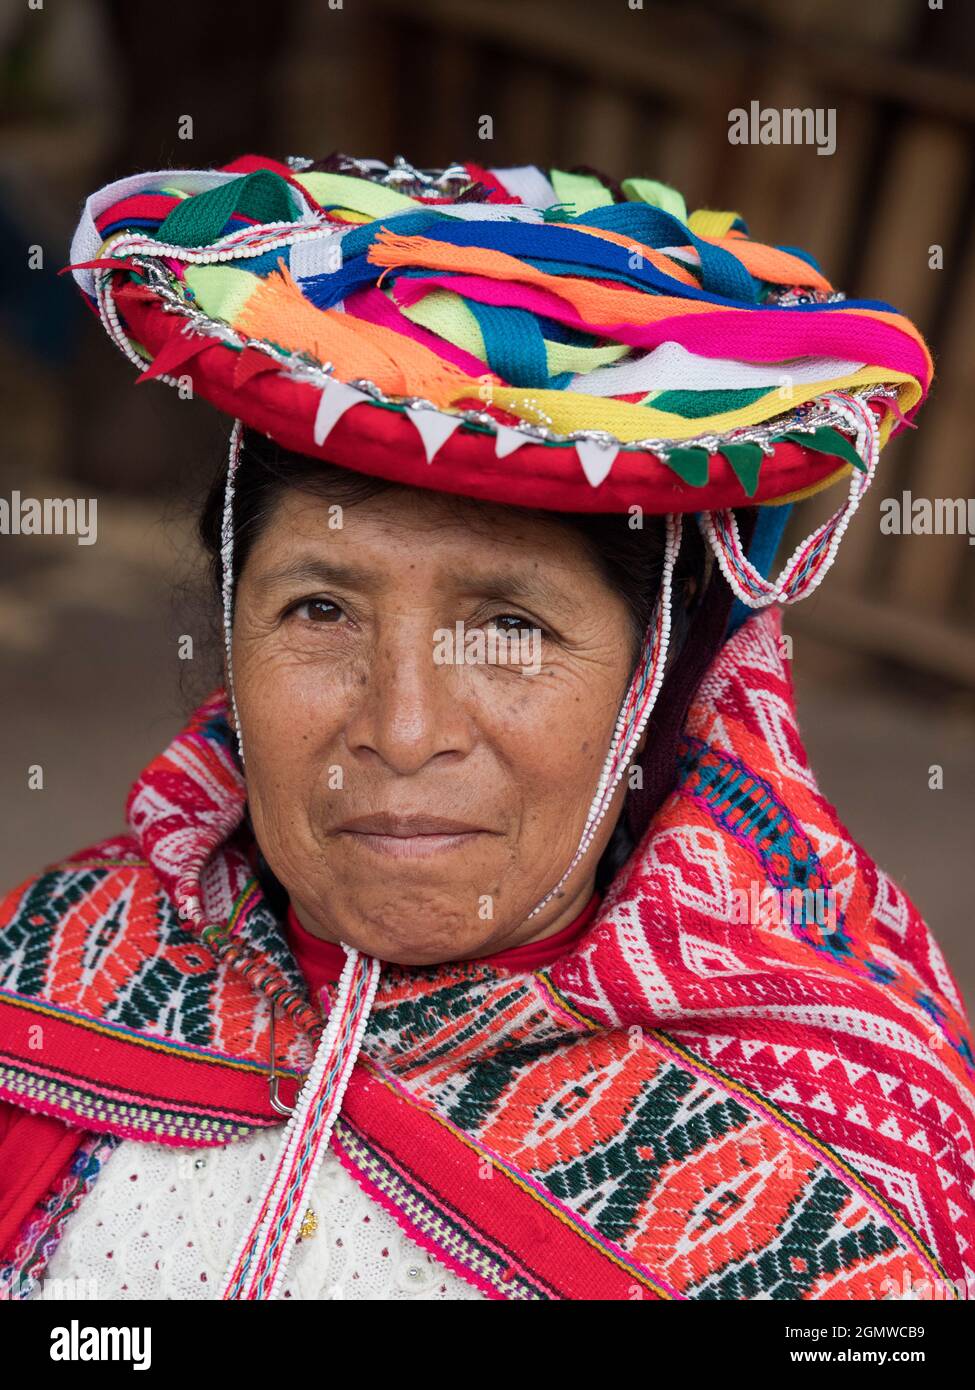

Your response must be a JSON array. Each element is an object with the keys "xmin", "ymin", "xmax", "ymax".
[
  {"xmin": 313, "ymin": 377, "xmax": 368, "ymax": 445},
  {"xmin": 408, "ymin": 408, "xmax": 463, "ymax": 463},
  {"xmin": 495, "ymin": 425, "xmax": 531, "ymax": 458},
  {"xmin": 576, "ymin": 439, "xmax": 619, "ymax": 487}
]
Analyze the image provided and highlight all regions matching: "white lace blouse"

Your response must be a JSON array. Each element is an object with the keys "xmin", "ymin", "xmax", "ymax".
[{"xmin": 38, "ymin": 1126, "xmax": 487, "ymax": 1301}]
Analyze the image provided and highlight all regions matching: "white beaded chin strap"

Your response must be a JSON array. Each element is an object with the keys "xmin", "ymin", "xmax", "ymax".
[
  {"xmin": 220, "ymin": 942, "xmax": 381, "ymax": 1300},
  {"xmin": 220, "ymin": 420, "xmax": 382, "ymax": 1300},
  {"xmin": 221, "ymin": 418, "xmax": 247, "ymax": 768},
  {"xmin": 523, "ymin": 510, "xmax": 684, "ymax": 919}
]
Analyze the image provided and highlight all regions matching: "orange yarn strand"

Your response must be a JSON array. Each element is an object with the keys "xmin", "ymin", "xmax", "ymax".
[{"xmin": 236, "ymin": 260, "xmax": 479, "ymax": 403}]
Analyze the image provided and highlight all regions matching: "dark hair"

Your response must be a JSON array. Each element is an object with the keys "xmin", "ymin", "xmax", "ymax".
[{"xmin": 197, "ymin": 428, "xmax": 718, "ymax": 898}]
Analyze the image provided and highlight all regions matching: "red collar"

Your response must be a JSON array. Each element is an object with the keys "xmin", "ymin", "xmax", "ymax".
[{"xmin": 285, "ymin": 892, "xmax": 602, "ymax": 999}]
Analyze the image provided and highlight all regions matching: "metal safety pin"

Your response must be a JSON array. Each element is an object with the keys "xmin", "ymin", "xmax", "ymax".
[{"xmin": 268, "ymin": 1000, "xmax": 295, "ymax": 1116}]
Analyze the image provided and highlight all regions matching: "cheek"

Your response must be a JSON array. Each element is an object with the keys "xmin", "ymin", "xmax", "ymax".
[
  {"xmin": 475, "ymin": 664, "xmax": 622, "ymax": 812},
  {"xmin": 232, "ymin": 649, "xmax": 361, "ymax": 825},
  {"xmin": 234, "ymin": 635, "xmax": 364, "ymax": 739}
]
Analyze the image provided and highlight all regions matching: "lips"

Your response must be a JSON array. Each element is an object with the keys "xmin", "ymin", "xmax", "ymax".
[
  {"xmin": 336, "ymin": 813, "xmax": 488, "ymax": 836},
  {"xmin": 334, "ymin": 812, "xmax": 492, "ymax": 860}
]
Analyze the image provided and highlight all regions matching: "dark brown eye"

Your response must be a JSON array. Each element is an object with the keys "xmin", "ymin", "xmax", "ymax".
[
  {"xmin": 487, "ymin": 613, "xmax": 546, "ymax": 640},
  {"xmin": 291, "ymin": 598, "xmax": 344, "ymax": 623}
]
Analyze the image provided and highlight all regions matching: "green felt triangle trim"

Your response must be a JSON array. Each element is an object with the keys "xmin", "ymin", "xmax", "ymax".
[
  {"xmin": 154, "ymin": 171, "xmax": 300, "ymax": 248},
  {"xmin": 661, "ymin": 447, "xmax": 710, "ymax": 486},
  {"xmin": 782, "ymin": 426, "xmax": 866, "ymax": 472},
  {"xmin": 720, "ymin": 442, "xmax": 763, "ymax": 498}
]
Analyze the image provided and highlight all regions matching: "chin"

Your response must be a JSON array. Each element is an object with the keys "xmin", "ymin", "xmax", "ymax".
[{"xmin": 331, "ymin": 887, "xmax": 502, "ymax": 966}]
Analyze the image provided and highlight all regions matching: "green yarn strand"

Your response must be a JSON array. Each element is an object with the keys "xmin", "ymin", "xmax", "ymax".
[
  {"xmin": 620, "ymin": 177, "xmax": 688, "ymax": 224},
  {"xmin": 549, "ymin": 170, "xmax": 612, "ymax": 215},
  {"xmin": 650, "ymin": 386, "xmax": 772, "ymax": 419},
  {"xmin": 154, "ymin": 171, "xmax": 300, "ymax": 248}
]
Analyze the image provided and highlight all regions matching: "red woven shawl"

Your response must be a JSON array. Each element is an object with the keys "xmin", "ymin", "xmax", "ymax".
[{"xmin": 1, "ymin": 608, "xmax": 973, "ymax": 1300}]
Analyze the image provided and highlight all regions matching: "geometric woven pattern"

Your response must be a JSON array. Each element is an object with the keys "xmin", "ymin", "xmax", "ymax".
[{"xmin": 1, "ymin": 608, "xmax": 972, "ymax": 1299}]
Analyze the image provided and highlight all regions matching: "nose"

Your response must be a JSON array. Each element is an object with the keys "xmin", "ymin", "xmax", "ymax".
[{"xmin": 343, "ymin": 617, "xmax": 475, "ymax": 775}]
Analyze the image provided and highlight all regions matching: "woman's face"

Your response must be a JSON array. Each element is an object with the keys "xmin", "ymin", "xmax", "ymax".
[{"xmin": 231, "ymin": 482, "xmax": 643, "ymax": 965}]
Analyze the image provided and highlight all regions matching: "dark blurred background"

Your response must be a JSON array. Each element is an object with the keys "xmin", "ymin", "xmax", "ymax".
[{"xmin": 1, "ymin": 0, "xmax": 973, "ymax": 1009}]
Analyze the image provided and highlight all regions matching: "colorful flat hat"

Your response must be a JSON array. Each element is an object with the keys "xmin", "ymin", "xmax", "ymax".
[
  {"xmin": 69, "ymin": 151, "xmax": 930, "ymax": 603},
  {"xmin": 67, "ymin": 152, "xmax": 933, "ymax": 917}
]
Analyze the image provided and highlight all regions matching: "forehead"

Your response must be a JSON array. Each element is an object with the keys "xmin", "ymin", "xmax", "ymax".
[{"xmin": 250, "ymin": 481, "xmax": 598, "ymax": 569}]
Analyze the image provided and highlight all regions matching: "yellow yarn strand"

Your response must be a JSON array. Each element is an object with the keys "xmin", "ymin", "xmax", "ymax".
[{"xmin": 448, "ymin": 367, "xmax": 921, "ymax": 443}]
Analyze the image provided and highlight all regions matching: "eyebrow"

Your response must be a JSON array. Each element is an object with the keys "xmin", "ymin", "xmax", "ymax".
[
  {"xmin": 254, "ymin": 557, "xmax": 378, "ymax": 593},
  {"xmin": 252, "ymin": 555, "xmax": 576, "ymax": 613},
  {"xmin": 454, "ymin": 569, "xmax": 575, "ymax": 614}
]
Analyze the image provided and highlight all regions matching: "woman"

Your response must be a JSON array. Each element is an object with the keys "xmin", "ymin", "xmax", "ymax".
[{"xmin": 1, "ymin": 152, "xmax": 972, "ymax": 1301}]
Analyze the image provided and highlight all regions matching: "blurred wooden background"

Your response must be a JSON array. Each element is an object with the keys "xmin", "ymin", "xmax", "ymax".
[{"xmin": 3, "ymin": 0, "xmax": 973, "ymax": 679}]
